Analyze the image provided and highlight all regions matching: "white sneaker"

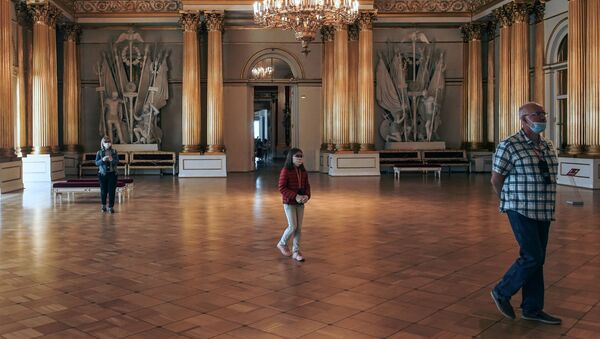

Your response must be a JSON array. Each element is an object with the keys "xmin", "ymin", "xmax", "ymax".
[
  {"xmin": 277, "ymin": 244, "xmax": 291, "ymax": 257},
  {"xmin": 292, "ymin": 252, "xmax": 305, "ymax": 262}
]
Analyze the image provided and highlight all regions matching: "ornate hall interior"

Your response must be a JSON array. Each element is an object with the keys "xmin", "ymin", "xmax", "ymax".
[{"xmin": 1, "ymin": 0, "xmax": 600, "ymax": 337}]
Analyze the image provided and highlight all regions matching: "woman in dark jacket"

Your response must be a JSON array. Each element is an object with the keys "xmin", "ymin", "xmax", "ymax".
[
  {"xmin": 276, "ymin": 148, "xmax": 311, "ymax": 262},
  {"xmin": 95, "ymin": 136, "xmax": 119, "ymax": 213}
]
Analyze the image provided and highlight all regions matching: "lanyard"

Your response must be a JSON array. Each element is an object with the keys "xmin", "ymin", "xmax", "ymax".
[
  {"xmin": 530, "ymin": 143, "xmax": 546, "ymax": 162},
  {"xmin": 295, "ymin": 168, "xmax": 303, "ymax": 189}
]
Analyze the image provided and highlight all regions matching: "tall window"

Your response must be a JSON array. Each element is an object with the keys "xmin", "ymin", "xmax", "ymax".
[{"xmin": 555, "ymin": 36, "xmax": 568, "ymax": 150}]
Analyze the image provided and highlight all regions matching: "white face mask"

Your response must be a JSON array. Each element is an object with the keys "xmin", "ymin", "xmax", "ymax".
[
  {"xmin": 293, "ymin": 155, "xmax": 303, "ymax": 167},
  {"xmin": 103, "ymin": 142, "xmax": 111, "ymax": 149}
]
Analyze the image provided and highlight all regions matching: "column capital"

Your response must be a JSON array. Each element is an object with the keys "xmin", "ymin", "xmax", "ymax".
[
  {"xmin": 179, "ymin": 10, "xmax": 201, "ymax": 32},
  {"xmin": 62, "ymin": 23, "xmax": 80, "ymax": 42},
  {"xmin": 334, "ymin": 23, "xmax": 348, "ymax": 32},
  {"xmin": 486, "ymin": 19, "xmax": 497, "ymax": 40},
  {"xmin": 532, "ymin": 0, "xmax": 545, "ymax": 24},
  {"xmin": 460, "ymin": 23, "xmax": 483, "ymax": 42},
  {"xmin": 348, "ymin": 23, "xmax": 359, "ymax": 41},
  {"xmin": 205, "ymin": 11, "xmax": 224, "ymax": 32},
  {"xmin": 507, "ymin": 2, "xmax": 530, "ymax": 24},
  {"xmin": 28, "ymin": 2, "xmax": 60, "ymax": 26},
  {"xmin": 493, "ymin": 4, "xmax": 513, "ymax": 28},
  {"xmin": 357, "ymin": 10, "xmax": 377, "ymax": 30},
  {"xmin": 320, "ymin": 25, "xmax": 335, "ymax": 42},
  {"xmin": 15, "ymin": 1, "xmax": 32, "ymax": 27}
]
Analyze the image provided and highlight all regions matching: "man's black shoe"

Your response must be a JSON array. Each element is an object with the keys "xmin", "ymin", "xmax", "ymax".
[
  {"xmin": 522, "ymin": 311, "xmax": 562, "ymax": 325},
  {"xmin": 491, "ymin": 290, "xmax": 515, "ymax": 320}
]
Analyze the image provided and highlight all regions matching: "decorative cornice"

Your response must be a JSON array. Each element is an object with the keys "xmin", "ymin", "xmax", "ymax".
[
  {"xmin": 374, "ymin": 0, "xmax": 498, "ymax": 14},
  {"xmin": 179, "ymin": 11, "xmax": 200, "ymax": 32},
  {"xmin": 460, "ymin": 22, "xmax": 483, "ymax": 42},
  {"xmin": 357, "ymin": 10, "xmax": 376, "ymax": 30},
  {"xmin": 62, "ymin": 22, "xmax": 81, "ymax": 41},
  {"xmin": 205, "ymin": 12, "xmax": 224, "ymax": 32},
  {"xmin": 73, "ymin": 0, "xmax": 181, "ymax": 15},
  {"xmin": 320, "ymin": 25, "xmax": 335, "ymax": 42},
  {"xmin": 348, "ymin": 23, "xmax": 359, "ymax": 41},
  {"xmin": 532, "ymin": 0, "xmax": 545, "ymax": 24}
]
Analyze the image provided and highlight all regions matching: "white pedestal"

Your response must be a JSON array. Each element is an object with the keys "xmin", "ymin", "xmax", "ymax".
[
  {"xmin": 22, "ymin": 154, "xmax": 65, "ymax": 183},
  {"xmin": 178, "ymin": 154, "xmax": 227, "ymax": 177},
  {"xmin": 320, "ymin": 152, "xmax": 330, "ymax": 173},
  {"xmin": 0, "ymin": 160, "xmax": 24, "ymax": 193},
  {"xmin": 468, "ymin": 151, "xmax": 493, "ymax": 173},
  {"xmin": 63, "ymin": 151, "xmax": 80, "ymax": 177},
  {"xmin": 385, "ymin": 141, "xmax": 446, "ymax": 150},
  {"xmin": 557, "ymin": 157, "xmax": 600, "ymax": 189},
  {"xmin": 328, "ymin": 153, "xmax": 380, "ymax": 176},
  {"xmin": 112, "ymin": 144, "xmax": 159, "ymax": 152}
]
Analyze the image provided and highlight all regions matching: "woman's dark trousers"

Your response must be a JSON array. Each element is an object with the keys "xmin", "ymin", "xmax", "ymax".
[{"xmin": 99, "ymin": 172, "xmax": 117, "ymax": 207}]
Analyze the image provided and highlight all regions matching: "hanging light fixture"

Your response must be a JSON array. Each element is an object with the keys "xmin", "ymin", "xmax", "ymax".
[{"xmin": 253, "ymin": 0, "xmax": 359, "ymax": 55}]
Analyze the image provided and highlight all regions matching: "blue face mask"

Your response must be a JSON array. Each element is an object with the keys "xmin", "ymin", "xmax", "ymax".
[{"xmin": 529, "ymin": 122, "xmax": 546, "ymax": 134}]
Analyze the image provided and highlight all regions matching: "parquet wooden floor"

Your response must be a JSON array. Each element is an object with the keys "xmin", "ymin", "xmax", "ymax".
[{"xmin": 1, "ymin": 168, "xmax": 599, "ymax": 338}]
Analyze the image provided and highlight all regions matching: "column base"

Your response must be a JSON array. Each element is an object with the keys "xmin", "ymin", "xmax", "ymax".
[
  {"xmin": 328, "ymin": 153, "xmax": 380, "ymax": 176},
  {"xmin": 178, "ymin": 154, "xmax": 227, "ymax": 177},
  {"xmin": 468, "ymin": 151, "xmax": 493, "ymax": 173},
  {"xmin": 557, "ymin": 156, "xmax": 600, "ymax": 189},
  {"xmin": 63, "ymin": 151, "xmax": 81, "ymax": 177},
  {"xmin": 567, "ymin": 144, "xmax": 585, "ymax": 155},
  {"xmin": 587, "ymin": 145, "xmax": 600, "ymax": 156},
  {"xmin": 182, "ymin": 145, "xmax": 202, "ymax": 153},
  {"xmin": 0, "ymin": 159, "xmax": 24, "ymax": 194},
  {"xmin": 320, "ymin": 151, "xmax": 331, "ymax": 173},
  {"xmin": 22, "ymin": 154, "xmax": 65, "ymax": 183},
  {"xmin": 359, "ymin": 143, "xmax": 375, "ymax": 152}
]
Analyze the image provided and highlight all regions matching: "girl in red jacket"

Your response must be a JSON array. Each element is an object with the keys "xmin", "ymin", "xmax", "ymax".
[{"xmin": 277, "ymin": 148, "xmax": 311, "ymax": 262}]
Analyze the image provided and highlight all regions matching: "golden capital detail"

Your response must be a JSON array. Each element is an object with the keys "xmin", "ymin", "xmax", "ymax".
[
  {"xmin": 180, "ymin": 11, "xmax": 200, "ymax": 32},
  {"xmin": 493, "ymin": 4, "xmax": 513, "ymax": 28},
  {"xmin": 15, "ymin": 1, "xmax": 32, "ymax": 26},
  {"xmin": 348, "ymin": 23, "xmax": 359, "ymax": 41},
  {"xmin": 532, "ymin": 0, "xmax": 545, "ymax": 23},
  {"xmin": 486, "ymin": 19, "xmax": 497, "ymax": 38},
  {"xmin": 73, "ymin": 0, "xmax": 181, "ymax": 15},
  {"xmin": 320, "ymin": 25, "xmax": 335, "ymax": 42},
  {"xmin": 358, "ymin": 11, "xmax": 376, "ymax": 30},
  {"xmin": 205, "ymin": 12, "xmax": 224, "ymax": 32},
  {"xmin": 507, "ymin": 2, "xmax": 530, "ymax": 24},
  {"xmin": 460, "ymin": 23, "xmax": 483, "ymax": 42},
  {"xmin": 62, "ymin": 23, "xmax": 81, "ymax": 41},
  {"xmin": 28, "ymin": 2, "xmax": 61, "ymax": 26}
]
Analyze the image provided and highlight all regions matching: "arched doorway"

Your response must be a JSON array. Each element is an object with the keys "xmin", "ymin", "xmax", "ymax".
[{"xmin": 545, "ymin": 18, "xmax": 568, "ymax": 151}]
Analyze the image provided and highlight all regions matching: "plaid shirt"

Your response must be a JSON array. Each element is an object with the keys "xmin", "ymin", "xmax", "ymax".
[{"xmin": 493, "ymin": 129, "xmax": 558, "ymax": 221}]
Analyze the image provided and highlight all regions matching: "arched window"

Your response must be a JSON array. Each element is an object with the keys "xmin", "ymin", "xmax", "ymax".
[
  {"xmin": 555, "ymin": 35, "xmax": 568, "ymax": 150},
  {"xmin": 248, "ymin": 57, "xmax": 294, "ymax": 81}
]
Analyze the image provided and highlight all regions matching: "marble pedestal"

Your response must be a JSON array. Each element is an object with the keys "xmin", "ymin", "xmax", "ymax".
[
  {"xmin": 320, "ymin": 152, "xmax": 331, "ymax": 173},
  {"xmin": 22, "ymin": 154, "xmax": 65, "ymax": 183},
  {"xmin": 328, "ymin": 153, "xmax": 380, "ymax": 177},
  {"xmin": 468, "ymin": 151, "xmax": 493, "ymax": 173},
  {"xmin": 557, "ymin": 156, "xmax": 600, "ymax": 189},
  {"xmin": 0, "ymin": 160, "xmax": 24, "ymax": 193},
  {"xmin": 179, "ymin": 154, "xmax": 227, "ymax": 177}
]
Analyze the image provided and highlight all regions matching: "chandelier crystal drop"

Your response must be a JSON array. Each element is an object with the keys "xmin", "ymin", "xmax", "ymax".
[{"xmin": 253, "ymin": 0, "xmax": 359, "ymax": 54}]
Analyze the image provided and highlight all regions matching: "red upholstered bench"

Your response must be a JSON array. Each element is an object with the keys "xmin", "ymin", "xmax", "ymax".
[
  {"xmin": 52, "ymin": 181, "xmax": 127, "ymax": 202},
  {"xmin": 66, "ymin": 177, "xmax": 134, "ymax": 192}
]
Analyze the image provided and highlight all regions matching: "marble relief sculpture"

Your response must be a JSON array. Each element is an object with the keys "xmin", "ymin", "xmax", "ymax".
[
  {"xmin": 95, "ymin": 28, "xmax": 169, "ymax": 144},
  {"xmin": 376, "ymin": 31, "xmax": 446, "ymax": 142}
]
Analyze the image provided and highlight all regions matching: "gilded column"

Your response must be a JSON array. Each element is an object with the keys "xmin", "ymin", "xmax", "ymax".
[
  {"xmin": 62, "ymin": 23, "xmax": 81, "ymax": 151},
  {"xmin": 533, "ymin": 1, "xmax": 545, "ymax": 105},
  {"xmin": 15, "ymin": 3, "xmax": 31, "ymax": 156},
  {"xmin": 29, "ymin": 3, "xmax": 53, "ymax": 154},
  {"xmin": 0, "ymin": 0, "xmax": 14, "ymax": 158},
  {"xmin": 461, "ymin": 23, "xmax": 484, "ymax": 149},
  {"xmin": 332, "ymin": 25, "xmax": 350, "ymax": 151},
  {"xmin": 357, "ymin": 11, "xmax": 376, "ymax": 151},
  {"xmin": 494, "ymin": 5, "xmax": 512, "ymax": 140},
  {"xmin": 49, "ymin": 11, "xmax": 59, "ymax": 152},
  {"xmin": 206, "ymin": 12, "xmax": 225, "ymax": 153},
  {"xmin": 567, "ymin": 0, "xmax": 586, "ymax": 154},
  {"xmin": 487, "ymin": 20, "xmax": 496, "ymax": 146},
  {"xmin": 320, "ymin": 26, "xmax": 335, "ymax": 151},
  {"xmin": 509, "ymin": 2, "xmax": 530, "ymax": 134},
  {"xmin": 180, "ymin": 11, "xmax": 202, "ymax": 153},
  {"xmin": 348, "ymin": 23, "xmax": 359, "ymax": 149},
  {"xmin": 585, "ymin": 0, "xmax": 600, "ymax": 154}
]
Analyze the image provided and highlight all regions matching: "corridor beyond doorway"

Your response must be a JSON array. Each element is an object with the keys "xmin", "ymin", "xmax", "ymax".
[{"xmin": 253, "ymin": 86, "xmax": 292, "ymax": 171}]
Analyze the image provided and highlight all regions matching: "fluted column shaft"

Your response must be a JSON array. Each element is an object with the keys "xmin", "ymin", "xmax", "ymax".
[
  {"xmin": 533, "ymin": 1, "xmax": 545, "ymax": 104},
  {"xmin": 206, "ymin": 12, "xmax": 224, "ymax": 153},
  {"xmin": 332, "ymin": 25, "xmax": 349, "ymax": 151},
  {"xmin": 0, "ymin": 0, "xmax": 14, "ymax": 158},
  {"xmin": 585, "ymin": 0, "xmax": 600, "ymax": 154},
  {"xmin": 321, "ymin": 26, "xmax": 335, "ymax": 151},
  {"xmin": 509, "ymin": 3, "xmax": 530, "ymax": 134},
  {"xmin": 180, "ymin": 12, "xmax": 201, "ymax": 153},
  {"xmin": 495, "ymin": 6, "xmax": 512, "ymax": 140},
  {"xmin": 348, "ymin": 24, "xmax": 359, "ymax": 148},
  {"xmin": 49, "ymin": 20, "xmax": 58, "ymax": 152},
  {"xmin": 461, "ymin": 23, "xmax": 484, "ymax": 149},
  {"xmin": 62, "ymin": 24, "xmax": 80, "ymax": 151},
  {"xmin": 15, "ymin": 4, "xmax": 31, "ymax": 156},
  {"xmin": 357, "ymin": 12, "xmax": 376, "ymax": 151},
  {"xmin": 487, "ymin": 21, "xmax": 496, "ymax": 146},
  {"xmin": 568, "ymin": 0, "xmax": 586, "ymax": 154}
]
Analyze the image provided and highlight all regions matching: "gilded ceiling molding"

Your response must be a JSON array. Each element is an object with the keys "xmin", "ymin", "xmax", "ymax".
[
  {"xmin": 374, "ymin": 0, "xmax": 498, "ymax": 14},
  {"xmin": 73, "ymin": 0, "xmax": 181, "ymax": 15}
]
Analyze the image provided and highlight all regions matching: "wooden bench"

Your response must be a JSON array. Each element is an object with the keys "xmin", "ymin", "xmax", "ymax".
[
  {"xmin": 422, "ymin": 150, "xmax": 470, "ymax": 173},
  {"xmin": 53, "ymin": 181, "xmax": 128, "ymax": 203},
  {"xmin": 393, "ymin": 164, "xmax": 441, "ymax": 180},
  {"xmin": 128, "ymin": 151, "xmax": 176, "ymax": 175},
  {"xmin": 79, "ymin": 152, "xmax": 129, "ymax": 176}
]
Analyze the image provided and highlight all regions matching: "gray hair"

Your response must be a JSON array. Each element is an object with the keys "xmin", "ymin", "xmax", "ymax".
[{"xmin": 519, "ymin": 102, "xmax": 544, "ymax": 119}]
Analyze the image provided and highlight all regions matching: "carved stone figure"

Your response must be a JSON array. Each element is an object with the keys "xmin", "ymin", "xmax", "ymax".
[
  {"xmin": 134, "ymin": 103, "xmax": 162, "ymax": 144},
  {"xmin": 104, "ymin": 91, "xmax": 127, "ymax": 143}
]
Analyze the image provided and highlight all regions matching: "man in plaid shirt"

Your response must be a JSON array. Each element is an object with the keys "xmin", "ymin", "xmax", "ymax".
[{"xmin": 490, "ymin": 102, "xmax": 561, "ymax": 325}]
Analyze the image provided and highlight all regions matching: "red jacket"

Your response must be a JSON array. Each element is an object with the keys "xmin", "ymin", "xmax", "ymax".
[{"xmin": 278, "ymin": 167, "xmax": 311, "ymax": 205}]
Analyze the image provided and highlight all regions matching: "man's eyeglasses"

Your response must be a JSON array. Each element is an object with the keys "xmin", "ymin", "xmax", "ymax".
[
  {"xmin": 527, "ymin": 111, "xmax": 548, "ymax": 118},
  {"xmin": 538, "ymin": 160, "xmax": 552, "ymax": 184}
]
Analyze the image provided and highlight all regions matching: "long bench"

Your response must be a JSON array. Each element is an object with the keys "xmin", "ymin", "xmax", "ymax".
[
  {"xmin": 128, "ymin": 151, "xmax": 176, "ymax": 175},
  {"xmin": 422, "ymin": 150, "xmax": 470, "ymax": 173},
  {"xmin": 79, "ymin": 152, "xmax": 129, "ymax": 176},
  {"xmin": 53, "ymin": 181, "xmax": 128, "ymax": 203},
  {"xmin": 393, "ymin": 164, "xmax": 441, "ymax": 179}
]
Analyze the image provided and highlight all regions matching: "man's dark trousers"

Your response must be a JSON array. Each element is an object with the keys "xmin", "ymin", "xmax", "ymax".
[{"xmin": 493, "ymin": 210, "xmax": 551, "ymax": 314}]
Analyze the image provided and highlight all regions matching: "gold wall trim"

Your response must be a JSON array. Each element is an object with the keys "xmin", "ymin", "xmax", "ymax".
[{"xmin": 74, "ymin": 0, "xmax": 181, "ymax": 14}]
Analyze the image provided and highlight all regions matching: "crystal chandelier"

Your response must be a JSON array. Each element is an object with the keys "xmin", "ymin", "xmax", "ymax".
[
  {"xmin": 253, "ymin": 0, "xmax": 359, "ymax": 54},
  {"xmin": 251, "ymin": 65, "xmax": 274, "ymax": 79}
]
